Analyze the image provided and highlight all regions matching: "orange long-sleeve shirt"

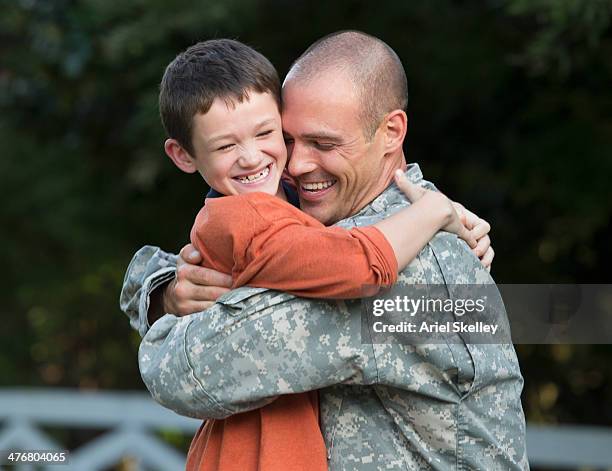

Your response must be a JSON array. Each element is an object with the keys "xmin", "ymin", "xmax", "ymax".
[
  {"xmin": 186, "ymin": 191, "xmax": 398, "ymax": 471},
  {"xmin": 190, "ymin": 192, "xmax": 398, "ymax": 298}
]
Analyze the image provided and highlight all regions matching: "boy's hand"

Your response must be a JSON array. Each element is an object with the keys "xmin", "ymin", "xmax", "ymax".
[
  {"xmin": 162, "ymin": 243, "xmax": 233, "ymax": 317},
  {"xmin": 394, "ymin": 171, "xmax": 494, "ymax": 271},
  {"xmin": 394, "ymin": 172, "xmax": 477, "ymax": 249},
  {"xmin": 451, "ymin": 202, "xmax": 494, "ymax": 271}
]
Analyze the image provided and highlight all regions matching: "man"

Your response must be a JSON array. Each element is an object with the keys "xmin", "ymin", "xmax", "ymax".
[{"xmin": 121, "ymin": 31, "xmax": 528, "ymax": 469}]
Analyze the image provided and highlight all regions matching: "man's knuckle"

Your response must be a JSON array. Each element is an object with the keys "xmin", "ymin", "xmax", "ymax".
[
  {"xmin": 175, "ymin": 301, "xmax": 187, "ymax": 314},
  {"xmin": 174, "ymin": 282, "xmax": 189, "ymax": 299},
  {"xmin": 176, "ymin": 264, "xmax": 189, "ymax": 279},
  {"xmin": 197, "ymin": 268, "xmax": 212, "ymax": 286}
]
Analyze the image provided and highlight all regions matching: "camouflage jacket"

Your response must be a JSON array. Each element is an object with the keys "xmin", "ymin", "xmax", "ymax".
[{"xmin": 120, "ymin": 164, "xmax": 529, "ymax": 470}]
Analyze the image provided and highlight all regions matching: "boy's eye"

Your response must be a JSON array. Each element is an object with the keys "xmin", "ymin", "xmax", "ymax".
[
  {"xmin": 217, "ymin": 143, "xmax": 235, "ymax": 151},
  {"xmin": 256, "ymin": 130, "xmax": 273, "ymax": 137}
]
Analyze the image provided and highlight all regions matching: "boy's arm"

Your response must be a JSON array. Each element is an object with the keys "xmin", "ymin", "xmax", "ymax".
[
  {"xmin": 420, "ymin": 174, "xmax": 494, "ymax": 270},
  {"xmin": 375, "ymin": 171, "xmax": 477, "ymax": 269},
  {"xmin": 191, "ymin": 189, "xmax": 470, "ymax": 300},
  {"xmin": 191, "ymin": 194, "xmax": 397, "ymax": 299}
]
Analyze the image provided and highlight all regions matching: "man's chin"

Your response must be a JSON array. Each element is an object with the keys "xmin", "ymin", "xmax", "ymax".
[{"xmin": 300, "ymin": 200, "xmax": 335, "ymax": 225}]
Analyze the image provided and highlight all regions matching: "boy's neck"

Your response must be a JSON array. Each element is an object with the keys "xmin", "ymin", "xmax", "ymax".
[
  {"xmin": 275, "ymin": 183, "xmax": 288, "ymax": 202},
  {"xmin": 207, "ymin": 183, "xmax": 286, "ymax": 200}
]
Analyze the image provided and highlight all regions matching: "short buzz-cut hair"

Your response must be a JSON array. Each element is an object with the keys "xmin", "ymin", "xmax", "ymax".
[
  {"xmin": 159, "ymin": 39, "xmax": 281, "ymax": 155},
  {"xmin": 287, "ymin": 31, "xmax": 408, "ymax": 141}
]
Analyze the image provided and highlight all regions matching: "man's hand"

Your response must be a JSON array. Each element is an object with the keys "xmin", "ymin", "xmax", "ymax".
[
  {"xmin": 162, "ymin": 244, "xmax": 233, "ymax": 316},
  {"xmin": 452, "ymin": 202, "xmax": 494, "ymax": 271},
  {"xmin": 148, "ymin": 243, "xmax": 232, "ymax": 324}
]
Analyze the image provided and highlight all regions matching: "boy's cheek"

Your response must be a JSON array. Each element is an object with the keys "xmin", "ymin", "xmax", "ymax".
[{"xmin": 265, "ymin": 139, "xmax": 288, "ymax": 165}]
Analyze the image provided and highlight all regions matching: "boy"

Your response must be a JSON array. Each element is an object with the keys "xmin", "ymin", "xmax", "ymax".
[{"xmin": 158, "ymin": 39, "xmax": 478, "ymax": 470}]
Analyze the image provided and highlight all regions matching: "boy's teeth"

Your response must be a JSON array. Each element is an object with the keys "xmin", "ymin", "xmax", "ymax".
[
  {"xmin": 302, "ymin": 180, "xmax": 335, "ymax": 191},
  {"xmin": 237, "ymin": 166, "xmax": 270, "ymax": 184}
]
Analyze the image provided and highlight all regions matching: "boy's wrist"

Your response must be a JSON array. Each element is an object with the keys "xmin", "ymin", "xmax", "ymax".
[{"xmin": 421, "ymin": 192, "xmax": 453, "ymax": 229}]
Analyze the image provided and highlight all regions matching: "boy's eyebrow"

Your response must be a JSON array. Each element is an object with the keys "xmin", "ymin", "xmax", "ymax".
[
  {"xmin": 255, "ymin": 118, "xmax": 276, "ymax": 129},
  {"xmin": 207, "ymin": 118, "xmax": 277, "ymax": 145},
  {"xmin": 207, "ymin": 133, "xmax": 234, "ymax": 145}
]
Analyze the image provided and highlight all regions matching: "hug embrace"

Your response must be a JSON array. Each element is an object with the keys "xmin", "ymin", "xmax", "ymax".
[{"xmin": 120, "ymin": 31, "xmax": 528, "ymax": 470}]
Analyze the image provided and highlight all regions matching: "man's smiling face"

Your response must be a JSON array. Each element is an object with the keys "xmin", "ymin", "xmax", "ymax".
[{"xmin": 281, "ymin": 70, "xmax": 388, "ymax": 225}]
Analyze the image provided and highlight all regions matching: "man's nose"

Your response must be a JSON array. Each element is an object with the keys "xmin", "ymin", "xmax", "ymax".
[{"xmin": 287, "ymin": 143, "xmax": 318, "ymax": 177}]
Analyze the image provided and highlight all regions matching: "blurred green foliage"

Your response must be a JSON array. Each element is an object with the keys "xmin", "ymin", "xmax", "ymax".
[{"xmin": 1, "ymin": 0, "xmax": 611, "ymax": 433}]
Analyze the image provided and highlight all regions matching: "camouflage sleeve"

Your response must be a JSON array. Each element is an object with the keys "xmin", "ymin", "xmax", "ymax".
[
  {"xmin": 420, "ymin": 176, "xmax": 439, "ymax": 192},
  {"xmin": 119, "ymin": 245, "xmax": 178, "ymax": 337},
  {"xmin": 138, "ymin": 288, "xmax": 377, "ymax": 419}
]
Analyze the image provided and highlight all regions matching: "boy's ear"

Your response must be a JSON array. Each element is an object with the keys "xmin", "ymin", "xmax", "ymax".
[
  {"xmin": 382, "ymin": 109, "xmax": 408, "ymax": 156},
  {"xmin": 164, "ymin": 138, "xmax": 197, "ymax": 174}
]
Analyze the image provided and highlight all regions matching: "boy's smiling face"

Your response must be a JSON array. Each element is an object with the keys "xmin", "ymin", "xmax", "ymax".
[{"xmin": 188, "ymin": 91, "xmax": 286, "ymax": 196}]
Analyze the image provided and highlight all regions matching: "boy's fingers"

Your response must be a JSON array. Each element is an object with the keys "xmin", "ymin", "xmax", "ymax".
[
  {"xmin": 394, "ymin": 169, "xmax": 425, "ymax": 202},
  {"xmin": 460, "ymin": 226, "xmax": 478, "ymax": 249},
  {"xmin": 480, "ymin": 247, "xmax": 495, "ymax": 269},
  {"xmin": 452, "ymin": 202, "xmax": 469, "ymax": 227},
  {"xmin": 471, "ymin": 235, "xmax": 491, "ymax": 258},
  {"xmin": 470, "ymin": 218, "xmax": 491, "ymax": 240}
]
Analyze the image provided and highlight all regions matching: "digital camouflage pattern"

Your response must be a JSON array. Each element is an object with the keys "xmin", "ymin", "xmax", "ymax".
[{"xmin": 120, "ymin": 164, "xmax": 529, "ymax": 470}]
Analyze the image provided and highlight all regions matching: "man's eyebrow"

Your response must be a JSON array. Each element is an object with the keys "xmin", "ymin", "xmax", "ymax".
[{"xmin": 300, "ymin": 132, "xmax": 344, "ymax": 143}]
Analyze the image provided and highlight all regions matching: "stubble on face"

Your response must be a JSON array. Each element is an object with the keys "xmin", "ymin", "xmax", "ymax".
[{"xmin": 281, "ymin": 72, "xmax": 393, "ymax": 225}]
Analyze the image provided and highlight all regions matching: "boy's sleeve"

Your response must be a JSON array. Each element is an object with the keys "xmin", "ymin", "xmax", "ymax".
[
  {"xmin": 193, "ymin": 193, "xmax": 397, "ymax": 299},
  {"xmin": 189, "ymin": 196, "xmax": 265, "ymax": 276}
]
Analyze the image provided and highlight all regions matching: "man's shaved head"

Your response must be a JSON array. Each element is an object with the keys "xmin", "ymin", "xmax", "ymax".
[{"xmin": 285, "ymin": 30, "xmax": 408, "ymax": 140}]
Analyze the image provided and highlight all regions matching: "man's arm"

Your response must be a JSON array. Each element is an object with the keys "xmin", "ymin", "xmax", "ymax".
[
  {"xmin": 119, "ymin": 245, "xmax": 232, "ymax": 336},
  {"xmin": 138, "ymin": 289, "xmax": 377, "ymax": 419},
  {"xmin": 119, "ymin": 246, "xmax": 178, "ymax": 337},
  {"xmin": 119, "ymin": 199, "xmax": 492, "ymax": 337}
]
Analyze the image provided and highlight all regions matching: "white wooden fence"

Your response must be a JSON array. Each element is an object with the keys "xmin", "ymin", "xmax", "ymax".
[{"xmin": 1, "ymin": 389, "xmax": 612, "ymax": 470}]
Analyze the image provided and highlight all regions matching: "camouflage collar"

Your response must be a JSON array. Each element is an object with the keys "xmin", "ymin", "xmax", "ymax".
[{"xmin": 342, "ymin": 163, "xmax": 424, "ymax": 220}]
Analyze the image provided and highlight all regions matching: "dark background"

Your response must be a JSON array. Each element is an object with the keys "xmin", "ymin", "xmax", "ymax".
[{"xmin": 2, "ymin": 0, "xmax": 612, "ymax": 462}]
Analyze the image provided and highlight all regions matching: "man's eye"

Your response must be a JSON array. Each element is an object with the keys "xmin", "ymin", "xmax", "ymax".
[
  {"xmin": 314, "ymin": 142, "xmax": 335, "ymax": 151},
  {"xmin": 217, "ymin": 143, "xmax": 235, "ymax": 151},
  {"xmin": 256, "ymin": 130, "xmax": 273, "ymax": 137}
]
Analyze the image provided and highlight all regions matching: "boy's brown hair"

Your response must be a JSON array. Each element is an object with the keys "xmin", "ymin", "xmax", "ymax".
[{"xmin": 159, "ymin": 39, "xmax": 281, "ymax": 156}]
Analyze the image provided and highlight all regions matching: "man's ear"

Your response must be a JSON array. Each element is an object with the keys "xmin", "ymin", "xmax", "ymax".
[
  {"xmin": 382, "ymin": 109, "xmax": 408, "ymax": 156},
  {"xmin": 164, "ymin": 138, "xmax": 197, "ymax": 174}
]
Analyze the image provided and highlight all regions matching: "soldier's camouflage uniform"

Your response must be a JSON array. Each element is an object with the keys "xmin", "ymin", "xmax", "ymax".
[{"xmin": 120, "ymin": 164, "xmax": 529, "ymax": 470}]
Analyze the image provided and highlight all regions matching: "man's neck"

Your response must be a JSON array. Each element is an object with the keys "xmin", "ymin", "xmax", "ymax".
[{"xmin": 345, "ymin": 153, "xmax": 407, "ymax": 220}]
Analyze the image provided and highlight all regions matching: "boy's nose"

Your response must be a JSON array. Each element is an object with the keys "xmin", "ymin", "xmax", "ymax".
[{"xmin": 237, "ymin": 146, "xmax": 261, "ymax": 168}]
